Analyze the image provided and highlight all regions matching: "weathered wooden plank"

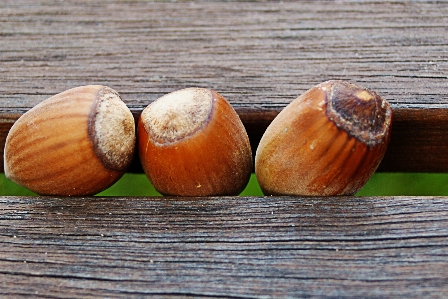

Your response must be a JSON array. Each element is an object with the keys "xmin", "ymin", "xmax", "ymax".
[
  {"xmin": 2, "ymin": 3, "xmax": 448, "ymax": 298},
  {"xmin": 0, "ymin": 195, "xmax": 447, "ymax": 298},
  {"xmin": 1, "ymin": 1, "xmax": 448, "ymax": 172}
]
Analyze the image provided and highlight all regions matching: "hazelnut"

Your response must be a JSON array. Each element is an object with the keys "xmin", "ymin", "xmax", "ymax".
[
  {"xmin": 138, "ymin": 87, "xmax": 252, "ymax": 196},
  {"xmin": 3, "ymin": 85, "xmax": 136, "ymax": 196},
  {"xmin": 255, "ymin": 80, "xmax": 392, "ymax": 196}
]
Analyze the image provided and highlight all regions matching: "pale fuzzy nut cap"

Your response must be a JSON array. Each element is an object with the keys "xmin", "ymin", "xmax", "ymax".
[
  {"xmin": 141, "ymin": 87, "xmax": 213, "ymax": 145},
  {"xmin": 90, "ymin": 87, "xmax": 136, "ymax": 170}
]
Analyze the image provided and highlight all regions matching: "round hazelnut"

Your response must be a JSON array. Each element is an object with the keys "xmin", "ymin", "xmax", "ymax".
[
  {"xmin": 138, "ymin": 87, "xmax": 252, "ymax": 196},
  {"xmin": 3, "ymin": 85, "xmax": 136, "ymax": 196},
  {"xmin": 255, "ymin": 80, "xmax": 392, "ymax": 196}
]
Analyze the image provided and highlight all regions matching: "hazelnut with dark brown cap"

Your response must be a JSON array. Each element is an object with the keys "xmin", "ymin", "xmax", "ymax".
[{"xmin": 255, "ymin": 80, "xmax": 392, "ymax": 196}]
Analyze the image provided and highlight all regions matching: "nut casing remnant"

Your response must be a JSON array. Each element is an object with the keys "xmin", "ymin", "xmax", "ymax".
[{"xmin": 255, "ymin": 80, "xmax": 392, "ymax": 196}]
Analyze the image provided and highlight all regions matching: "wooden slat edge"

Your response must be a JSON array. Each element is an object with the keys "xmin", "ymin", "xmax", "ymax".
[{"xmin": 1, "ymin": 195, "xmax": 447, "ymax": 298}]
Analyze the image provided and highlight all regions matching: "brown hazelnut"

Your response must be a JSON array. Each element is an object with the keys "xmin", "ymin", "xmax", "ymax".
[
  {"xmin": 138, "ymin": 87, "xmax": 252, "ymax": 196},
  {"xmin": 255, "ymin": 80, "xmax": 392, "ymax": 196},
  {"xmin": 3, "ymin": 85, "xmax": 136, "ymax": 196}
]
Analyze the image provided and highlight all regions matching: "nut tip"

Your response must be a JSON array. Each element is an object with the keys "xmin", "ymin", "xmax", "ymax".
[
  {"xmin": 324, "ymin": 80, "xmax": 392, "ymax": 147},
  {"xmin": 89, "ymin": 87, "xmax": 136, "ymax": 171},
  {"xmin": 141, "ymin": 87, "xmax": 213, "ymax": 145}
]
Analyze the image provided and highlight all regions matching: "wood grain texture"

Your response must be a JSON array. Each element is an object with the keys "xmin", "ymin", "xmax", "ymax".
[
  {"xmin": 1, "ymin": 195, "xmax": 447, "ymax": 298},
  {"xmin": 2, "ymin": 3, "xmax": 448, "ymax": 297},
  {"xmin": 1, "ymin": 1, "xmax": 448, "ymax": 172}
]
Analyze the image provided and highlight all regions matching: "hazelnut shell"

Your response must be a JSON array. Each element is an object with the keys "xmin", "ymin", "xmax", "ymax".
[
  {"xmin": 3, "ymin": 85, "xmax": 136, "ymax": 196},
  {"xmin": 255, "ymin": 80, "xmax": 392, "ymax": 196},
  {"xmin": 138, "ymin": 87, "xmax": 252, "ymax": 196}
]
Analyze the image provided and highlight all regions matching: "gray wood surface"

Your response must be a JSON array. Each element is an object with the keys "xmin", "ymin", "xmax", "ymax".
[
  {"xmin": 1, "ymin": 196, "xmax": 448, "ymax": 298},
  {"xmin": 1, "ymin": 1, "xmax": 448, "ymax": 172}
]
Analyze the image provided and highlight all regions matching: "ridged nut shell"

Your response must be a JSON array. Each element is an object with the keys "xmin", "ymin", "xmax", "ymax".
[
  {"xmin": 4, "ymin": 85, "xmax": 136, "ymax": 196},
  {"xmin": 255, "ymin": 80, "xmax": 392, "ymax": 196},
  {"xmin": 138, "ymin": 87, "xmax": 252, "ymax": 196}
]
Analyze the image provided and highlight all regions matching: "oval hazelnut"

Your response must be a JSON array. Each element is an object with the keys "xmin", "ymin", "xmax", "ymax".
[
  {"xmin": 255, "ymin": 80, "xmax": 392, "ymax": 196},
  {"xmin": 138, "ymin": 87, "xmax": 252, "ymax": 196},
  {"xmin": 3, "ymin": 85, "xmax": 136, "ymax": 196}
]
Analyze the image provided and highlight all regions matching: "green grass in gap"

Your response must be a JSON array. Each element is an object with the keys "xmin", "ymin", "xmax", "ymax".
[
  {"xmin": 0, "ymin": 173, "xmax": 37, "ymax": 196},
  {"xmin": 2, "ymin": 172, "xmax": 448, "ymax": 196},
  {"xmin": 355, "ymin": 173, "xmax": 448, "ymax": 196}
]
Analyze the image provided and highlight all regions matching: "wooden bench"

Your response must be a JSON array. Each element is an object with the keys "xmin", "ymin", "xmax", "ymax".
[{"xmin": 1, "ymin": 1, "xmax": 447, "ymax": 297}]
